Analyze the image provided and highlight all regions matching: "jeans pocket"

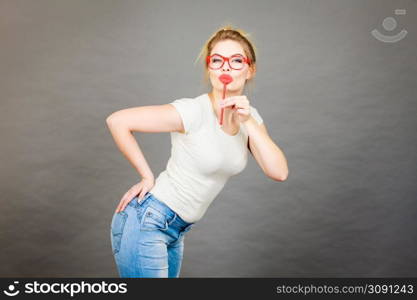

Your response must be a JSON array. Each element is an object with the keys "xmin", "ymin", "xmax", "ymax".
[
  {"xmin": 139, "ymin": 206, "xmax": 169, "ymax": 231},
  {"xmin": 111, "ymin": 211, "xmax": 128, "ymax": 255}
]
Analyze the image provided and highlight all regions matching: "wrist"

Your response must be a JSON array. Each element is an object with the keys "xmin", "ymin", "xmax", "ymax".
[{"xmin": 142, "ymin": 173, "xmax": 154, "ymax": 181}]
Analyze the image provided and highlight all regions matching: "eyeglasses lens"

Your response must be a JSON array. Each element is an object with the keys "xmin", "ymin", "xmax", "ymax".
[
  {"xmin": 230, "ymin": 56, "xmax": 244, "ymax": 70},
  {"xmin": 209, "ymin": 55, "xmax": 224, "ymax": 69},
  {"xmin": 208, "ymin": 55, "xmax": 245, "ymax": 70}
]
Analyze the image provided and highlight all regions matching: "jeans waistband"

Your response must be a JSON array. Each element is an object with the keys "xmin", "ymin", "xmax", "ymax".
[{"xmin": 138, "ymin": 192, "xmax": 194, "ymax": 227}]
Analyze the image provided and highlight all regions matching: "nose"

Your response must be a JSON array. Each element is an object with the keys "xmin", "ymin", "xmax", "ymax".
[{"xmin": 222, "ymin": 60, "xmax": 231, "ymax": 72}]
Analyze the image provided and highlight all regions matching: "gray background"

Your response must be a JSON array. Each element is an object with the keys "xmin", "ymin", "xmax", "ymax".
[{"xmin": 1, "ymin": 0, "xmax": 416, "ymax": 277}]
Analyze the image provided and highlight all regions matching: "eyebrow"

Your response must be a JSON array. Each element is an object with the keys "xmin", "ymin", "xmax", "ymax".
[{"xmin": 212, "ymin": 52, "xmax": 245, "ymax": 57}]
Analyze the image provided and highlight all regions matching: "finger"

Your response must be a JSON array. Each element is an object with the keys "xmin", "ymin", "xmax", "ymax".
[
  {"xmin": 119, "ymin": 199, "xmax": 129, "ymax": 212},
  {"xmin": 221, "ymin": 98, "xmax": 235, "ymax": 106},
  {"xmin": 223, "ymin": 96, "xmax": 235, "ymax": 102},
  {"xmin": 226, "ymin": 96, "xmax": 246, "ymax": 105},
  {"xmin": 138, "ymin": 190, "xmax": 146, "ymax": 201},
  {"xmin": 237, "ymin": 108, "xmax": 249, "ymax": 115},
  {"xmin": 116, "ymin": 192, "xmax": 129, "ymax": 212},
  {"xmin": 232, "ymin": 104, "xmax": 248, "ymax": 113},
  {"xmin": 221, "ymin": 100, "xmax": 236, "ymax": 108},
  {"xmin": 233, "ymin": 102, "xmax": 247, "ymax": 109},
  {"xmin": 115, "ymin": 195, "xmax": 126, "ymax": 211},
  {"xmin": 115, "ymin": 199, "xmax": 124, "ymax": 213},
  {"xmin": 123, "ymin": 192, "xmax": 138, "ymax": 210},
  {"xmin": 116, "ymin": 194, "xmax": 131, "ymax": 213}
]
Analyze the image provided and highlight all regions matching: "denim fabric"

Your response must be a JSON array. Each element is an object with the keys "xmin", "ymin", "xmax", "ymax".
[{"xmin": 110, "ymin": 192, "xmax": 195, "ymax": 278}]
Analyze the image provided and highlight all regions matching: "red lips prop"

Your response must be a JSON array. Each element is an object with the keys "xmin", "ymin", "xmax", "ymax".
[{"xmin": 218, "ymin": 74, "xmax": 233, "ymax": 126}]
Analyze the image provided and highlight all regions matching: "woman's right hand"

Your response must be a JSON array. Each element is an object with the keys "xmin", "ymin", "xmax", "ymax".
[{"xmin": 115, "ymin": 177, "xmax": 155, "ymax": 213}]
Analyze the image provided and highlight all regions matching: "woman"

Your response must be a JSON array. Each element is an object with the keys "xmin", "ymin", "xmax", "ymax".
[{"xmin": 107, "ymin": 26, "xmax": 289, "ymax": 278}]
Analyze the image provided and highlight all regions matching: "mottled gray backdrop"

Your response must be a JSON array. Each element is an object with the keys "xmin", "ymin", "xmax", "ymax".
[{"xmin": 1, "ymin": 0, "xmax": 416, "ymax": 277}]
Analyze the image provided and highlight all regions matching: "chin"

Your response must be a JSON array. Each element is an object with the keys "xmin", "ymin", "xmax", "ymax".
[{"xmin": 229, "ymin": 83, "xmax": 244, "ymax": 91}]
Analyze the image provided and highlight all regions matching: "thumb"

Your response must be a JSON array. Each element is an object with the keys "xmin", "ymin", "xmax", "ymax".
[{"xmin": 138, "ymin": 190, "xmax": 147, "ymax": 200}]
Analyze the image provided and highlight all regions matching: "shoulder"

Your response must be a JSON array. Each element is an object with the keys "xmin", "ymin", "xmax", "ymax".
[
  {"xmin": 169, "ymin": 94, "xmax": 206, "ymax": 134},
  {"xmin": 170, "ymin": 94, "xmax": 206, "ymax": 111}
]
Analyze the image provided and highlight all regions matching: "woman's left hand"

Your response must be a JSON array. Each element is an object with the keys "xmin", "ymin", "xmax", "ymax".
[{"xmin": 220, "ymin": 95, "xmax": 251, "ymax": 123}]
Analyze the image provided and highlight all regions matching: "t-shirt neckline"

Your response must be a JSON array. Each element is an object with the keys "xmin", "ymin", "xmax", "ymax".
[{"xmin": 204, "ymin": 93, "xmax": 241, "ymax": 137}]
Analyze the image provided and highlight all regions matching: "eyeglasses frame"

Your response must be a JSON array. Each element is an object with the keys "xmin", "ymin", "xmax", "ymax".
[{"xmin": 206, "ymin": 53, "xmax": 252, "ymax": 70}]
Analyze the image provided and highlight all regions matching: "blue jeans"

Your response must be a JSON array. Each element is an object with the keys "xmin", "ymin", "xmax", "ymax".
[{"xmin": 110, "ymin": 192, "xmax": 195, "ymax": 278}]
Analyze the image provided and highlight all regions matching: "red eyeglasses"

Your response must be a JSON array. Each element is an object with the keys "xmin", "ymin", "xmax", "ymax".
[{"xmin": 206, "ymin": 53, "xmax": 251, "ymax": 70}]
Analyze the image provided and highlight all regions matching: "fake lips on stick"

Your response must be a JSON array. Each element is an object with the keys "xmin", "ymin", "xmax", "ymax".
[{"xmin": 218, "ymin": 74, "xmax": 233, "ymax": 126}]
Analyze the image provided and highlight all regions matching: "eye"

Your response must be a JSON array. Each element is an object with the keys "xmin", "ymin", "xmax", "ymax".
[{"xmin": 232, "ymin": 58, "xmax": 243, "ymax": 63}]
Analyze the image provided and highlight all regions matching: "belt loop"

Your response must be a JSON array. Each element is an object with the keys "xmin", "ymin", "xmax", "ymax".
[
  {"xmin": 138, "ymin": 192, "xmax": 151, "ymax": 206},
  {"xmin": 185, "ymin": 223, "xmax": 194, "ymax": 232},
  {"xmin": 168, "ymin": 213, "xmax": 177, "ymax": 225}
]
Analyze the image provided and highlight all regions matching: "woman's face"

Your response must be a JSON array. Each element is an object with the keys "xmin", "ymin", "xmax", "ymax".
[{"xmin": 207, "ymin": 39, "xmax": 254, "ymax": 93}]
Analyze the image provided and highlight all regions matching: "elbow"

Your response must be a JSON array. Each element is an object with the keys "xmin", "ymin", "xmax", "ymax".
[
  {"xmin": 106, "ymin": 114, "xmax": 116, "ymax": 125},
  {"xmin": 279, "ymin": 168, "xmax": 289, "ymax": 181},
  {"xmin": 106, "ymin": 113, "xmax": 130, "ymax": 133},
  {"xmin": 106, "ymin": 113, "xmax": 120, "ymax": 128},
  {"xmin": 106, "ymin": 114, "xmax": 121, "ymax": 133},
  {"xmin": 269, "ymin": 169, "xmax": 289, "ymax": 182},
  {"xmin": 279, "ymin": 172, "xmax": 289, "ymax": 181}
]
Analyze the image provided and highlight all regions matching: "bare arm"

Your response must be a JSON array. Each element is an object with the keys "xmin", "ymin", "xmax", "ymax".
[
  {"xmin": 245, "ymin": 117, "xmax": 289, "ymax": 181},
  {"xmin": 106, "ymin": 104, "xmax": 185, "ymax": 179}
]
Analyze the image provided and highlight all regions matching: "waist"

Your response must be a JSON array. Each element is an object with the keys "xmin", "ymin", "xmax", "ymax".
[{"xmin": 139, "ymin": 192, "xmax": 194, "ymax": 227}]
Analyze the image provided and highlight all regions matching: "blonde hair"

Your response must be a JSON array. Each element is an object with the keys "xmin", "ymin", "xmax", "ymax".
[{"xmin": 195, "ymin": 25, "xmax": 257, "ymax": 91}]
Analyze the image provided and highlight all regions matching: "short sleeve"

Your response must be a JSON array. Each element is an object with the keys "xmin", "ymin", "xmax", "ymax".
[
  {"xmin": 169, "ymin": 98, "xmax": 202, "ymax": 134},
  {"xmin": 250, "ymin": 106, "xmax": 263, "ymax": 125}
]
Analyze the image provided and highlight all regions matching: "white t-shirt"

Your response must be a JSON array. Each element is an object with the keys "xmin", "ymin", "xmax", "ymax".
[{"xmin": 148, "ymin": 93, "xmax": 263, "ymax": 223}]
